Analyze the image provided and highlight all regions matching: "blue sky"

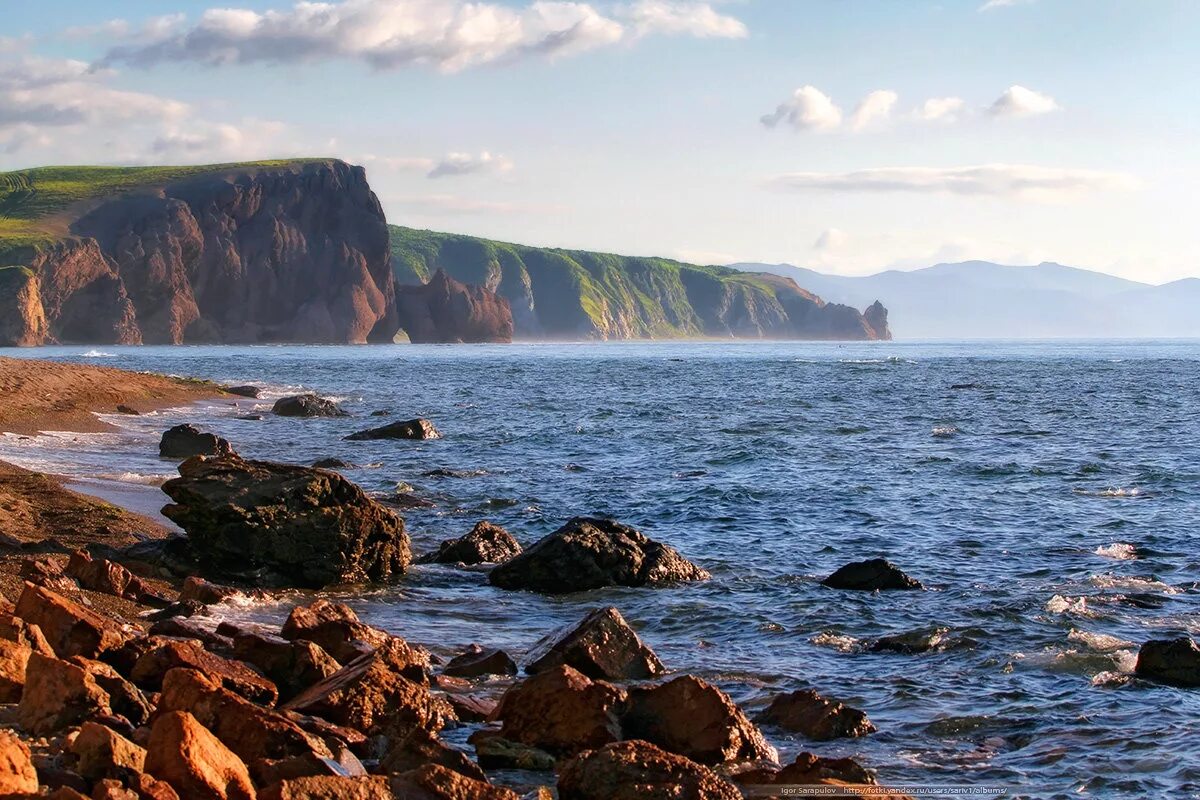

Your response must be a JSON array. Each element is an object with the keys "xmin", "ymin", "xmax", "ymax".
[{"xmin": 2, "ymin": 0, "xmax": 1197, "ymax": 281}]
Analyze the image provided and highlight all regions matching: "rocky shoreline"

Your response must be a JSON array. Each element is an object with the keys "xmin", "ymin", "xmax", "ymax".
[{"xmin": 1, "ymin": 358, "xmax": 1197, "ymax": 799}]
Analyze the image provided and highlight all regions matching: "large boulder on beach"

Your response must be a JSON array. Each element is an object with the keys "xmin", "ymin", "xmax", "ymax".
[
  {"xmin": 1135, "ymin": 637, "xmax": 1200, "ymax": 687},
  {"xmin": 344, "ymin": 418, "xmax": 441, "ymax": 441},
  {"xmin": 0, "ymin": 639, "xmax": 31, "ymax": 702},
  {"xmin": 419, "ymin": 521, "xmax": 522, "ymax": 565},
  {"xmin": 232, "ymin": 632, "xmax": 341, "ymax": 702},
  {"xmin": 0, "ymin": 730, "xmax": 39, "ymax": 795},
  {"xmin": 280, "ymin": 599, "xmax": 390, "ymax": 664},
  {"xmin": 132, "ymin": 639, "xmax": 279, "ymax": 705},
  {"xmin": 558, "ymin": 740, "xmax": 741, "ymax": 800},
  {"xmin": 756, "ymin": 689, "xmax": 876, "ymax": 740},
  {"xmin": 161, "ymin": 454, "xmax": 411, "ymax": 588},
  {"xmin": 69, "ymin": 721, "xmax": 147, "ymax": 781},
  {"xmin": 525, "ymin": 607, "xmax": 664, "ymax": 680},
  {"xmin": 272, "ymin": 394, "xmax": 348, "ymax": 417},
  {"xmin": 494, "ymin": 665, "xmax": 625, "ymax": 756},
  {"xmin": 821, "ymin": 558, "xmax": 922, "ymax": 591},
  {"xmin": 160, "ymin": 424, "xmax": 234, "ymax": 460},
  {"xmin": 622, "ymin": 675, "xmax": 778, "ymax": 766},
  {"xmin": 14, "ymin": 583, "xmax": 129, "ymax": 659},
  {"xmin": 488, "ymin": 517, "xmax": 709, "ymax": 594},
  {"xmin": 145, "ymin": 711, "xmax": 256, "ymax": 800},
  {"xmin": 17, "ymin": 652, "xmax": 112, "ymax": 735}
]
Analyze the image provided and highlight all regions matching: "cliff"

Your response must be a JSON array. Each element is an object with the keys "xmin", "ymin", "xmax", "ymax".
[
  {"xmin": 0, "ymin": 267, "xmax": 49, "ymax": 347},
  {"xmin": 0, "ymin": 160, "xmax": 397, "ymax": 345},
  {"xmin": 389, "ymin": 226, "xmax": 890, "ymax": 341},
  {"xmin": 396, "ymin": 268, "xmax": 513, "ymax": 343}
]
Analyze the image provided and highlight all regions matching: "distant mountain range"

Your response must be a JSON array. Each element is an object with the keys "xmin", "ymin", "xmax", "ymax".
[{"xmin": 731, "ymin": 260, "xmax": 1200, "ymax": 338}]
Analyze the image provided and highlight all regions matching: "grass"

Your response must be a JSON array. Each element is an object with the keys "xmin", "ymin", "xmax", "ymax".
[{"xmin": 0, "ymin": 160, "xmax": 332, "ymax": 250}]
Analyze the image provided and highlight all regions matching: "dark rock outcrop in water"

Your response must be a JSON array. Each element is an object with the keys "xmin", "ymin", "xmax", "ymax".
[
  {"xmin": 160, "ymin": 454, "xmax": 410, "ymax": 587},
  {"xmin": 344, "ymin": 418, "xmax": 441, "ymax": 441},
  {"xmin": 756, "ymin": 689, "xmax": 876, "ymax": 740},
  {"xmin": 396, "ymin": 269, "xmax": 513, "ymax": 343},
  {"xmin": 524, "ymin": 607, "xmax": 664, "ymax": 680},
  {"xmin": 488, "ymin": 517, "xmax": 709, "ymax": 594},
  {"xmin": 418, "ymin": 521, "xmax": 521, "ymax": 565},
  {"xmin": 159, "ymin": 424, "xmax": 234, "ymax": 460},
  {"xmin": 821, "ymin": 558, "xmax": 922, "ymax": 591},
  {"xmin": 3, "ymin": 161, "xmax": 398, "ymax": 345},
  {"xmin": 272, "ymin": 394, "xmax": 348, "ymax": 418},
  {"xmin": 1135, "ymin": 637, "xmax": 1200, "ymax": 687}
]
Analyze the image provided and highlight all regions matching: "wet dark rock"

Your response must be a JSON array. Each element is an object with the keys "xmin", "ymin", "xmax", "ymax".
[
  {"xmin": 443, "ymin": 645, "xmax": 517, "ymax": 678},
  {"xmin": 470, "ymin": 732, "xmax": 555, "ymax": 772},
  {"xmin": 756, "ymin": 689, "xmax": 876, "ymax": 740},
  {"xmin": 147, "ymin": 599, "xmax": 207, "ymax": 622},
  {"xmin": 419, "ymin": 521, "xmax": 522, "ymax": 565},
  {"xmin": 313, "ymin": 458, "xmax": 355, "ymax": 469},
  {"xmin": 237, "ymin": 414, "xmax": 264, "ymax": 421},
  {"xmin": 488, "ymin": 517, "xmax": 709, "ymax": 594},
  {"xmin": 160, "ymin": 425, "xmax": 234, "ymax": 460},
  {"xmin": 524, "ymin": 606, "xmax": 664, "ymax": 680},
  {"xmin": 344, "ymin": 418, "xmax": 441, "ymax": 441},
  {"xmin": 370, "ymin": 409, "xmax": 392, "ymax": 417},
  {"xmin": 1135, "ymin": 637, "xmax": 1200, "ymax": 687},
  {"xmin": 558, "ymin": 740, "xmax": 741, "ymax": 800},
  {"xmin": 731, "ymin": 751, "xmax": 877, "ymax": 791},
  {"xmin": 161, "ymin": 454, "xmax": 410, "ymax": 588},
  {"xmin": 115, "ymin": 405, "xmax": 140, "ymax": 415},
  {"xmin": 272, "ymin": 394, "xmax": 349, "ymax": 418},
  {"xmin": 226, "ymin": 385, "xmax": 262, "ymax": 398},
  {"xmin": 379, "ymin": 728, "xmax": 487, "ymax": 781},
  {"xmin": 179, "ymin": 575, "xmax": 241, "ymax": 605},
  {"xmin": 281, "ymin": 599, "xmax": 390, "ymax": 664},
  {"xmin": 868, "ymin": 626, "xmax": 952, "ymax": 654},
  {"xmin": 821, "ymin": 558, "xmax": 922, "ymax": 591}
]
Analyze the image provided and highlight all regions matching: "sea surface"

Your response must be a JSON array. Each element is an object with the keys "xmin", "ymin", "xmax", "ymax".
[{"xmin": 2, "ymin": 340, "xmax": 1199, "ymax": 799}]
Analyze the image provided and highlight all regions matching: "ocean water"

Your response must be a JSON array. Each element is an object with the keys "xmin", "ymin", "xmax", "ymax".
[{"xmin": 2, "ymin": 341, "xmax": 1199, "ymax": 799}]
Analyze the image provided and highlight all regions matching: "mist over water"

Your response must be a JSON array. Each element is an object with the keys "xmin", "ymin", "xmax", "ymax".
[{"xmin": 3, "ymin": 340, "xmax": 1199, "ymax": 799}]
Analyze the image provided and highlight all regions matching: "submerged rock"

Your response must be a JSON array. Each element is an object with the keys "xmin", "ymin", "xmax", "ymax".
[
  {"xmin": 344, "ymin": 418, "xmax": 441, "ymax": 441},
  {"xmin": 1135, "ymin": 637, "xmax": 1200, "ymax": 687},
  {"xmin": 868, "ymin": 626, "xmax": 952, "ymax": 655},
  {"xmin": 313, "ymin": 458, "xmax": 355, "ymax": 469},
  {"xmin": 272, "ymin": 394, "xmax": 348, "ymax": 418},
  {"xmin": 419, "ymin": 521, "xmax": 522, "ymax": 565},
  {"xmin": 524, "ymin": 606, "xmax": 664, "ymax": 681},
  {"xmin": 161, "ymin": 454, "xmax": 410, "ymax": 588},
  {"xmin": 225, "ymin": 385, "xmax": 262, "ymax": 398},
  {"xmin": 756, "ymin": 689, "xmax": 876, "ymax": 740},
  {"xmin": 558, "ymin": 740, "xmax": 741, "ymax": 800},
  {"xmin": 488, "ymin": 517, "xmax": 709, "ymax": 594},
  {"xmin": 821, "ymin": 558, "xmax": 923, "ymax": 591},
  {"xmin": 160, "ymin": 425, "xmax": 234, "ymax": 460}
]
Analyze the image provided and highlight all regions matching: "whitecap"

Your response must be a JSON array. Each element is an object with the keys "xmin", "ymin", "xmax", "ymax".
[
  {"xmin": 1045, "ymin": 594, "xmax": 1092, "ymax": 616},
  {"xmin": 931, "ymin": 425, "xmax": 958, "ymax": 437},
  {"xmin": 80, "ymin": 349, "xmax": 116, "ymax": 358},
  {"xmin": 1073, "ymin": 487, "xmax": 1146, "ymax": 498},
  {"xmin": 1068, "ymin": 628, "xmax": 1134, "ymax": 652},
  {"xmin": 1088, "ymin": 573, "xmax": 1179, "ymax": 595},
  {"xmin": 1094, "ymin": 542, "xmax": 1137, "ymax": 560},
  {"xmin": 810, "ymin": 631, "xmax": 860, "ymax": 652},
  {"xmin": 95, "ymin": 472, "xmax": 171, "ymax": 486}
]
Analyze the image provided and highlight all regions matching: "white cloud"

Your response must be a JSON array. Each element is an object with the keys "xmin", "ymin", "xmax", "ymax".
[
  {"xmin": 98, "ymin": 0, "xmax": 747, "ymax": 74},
  {"xmin": 147, "ymin": 119, "xmax": 293, "ymax": 162},
  {"xmin": 769, "ymin": 164, "xmax": 1140, "ymax": 202},
  {"xmin": 979, "ymin": 0, "xmax": 1037, "ymax": 11},
  {"xmin": 428, "ymin": 151, "xmax": 514, "ymax": 178},
  {"xmin": 848, "ymin": 90, "xmax": 897, "ymax": 131},
  {"xmin": 623, "ymin": 1, "xmax": 748, "ymax": 39},
  {"xmin": 761, "ymin": 85, "xmax": 843, "ymax": 131},
  {"xmin": 813, "ymin": 228, "xmax": 849, "ymax": 251},
  {"xmin": 915, "ymin": 96, "xmax": 966, "ymax": 122},
  {"xmin": 988, "ymin": 85, "xmax": 1059, "ymax": 117}
]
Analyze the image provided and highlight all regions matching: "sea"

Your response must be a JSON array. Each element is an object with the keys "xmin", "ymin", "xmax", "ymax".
[{"xmin": 1, "ymin": 340, "xmax": 1198, "ymax": 799}]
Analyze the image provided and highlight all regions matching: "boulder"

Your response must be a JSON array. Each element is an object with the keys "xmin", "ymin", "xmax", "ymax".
[
  {"xmin": 15, "ymin": 582, "xmax": 129, "ymax": 659},
  {"xmin": 313, "ymin": 458, "xmax": 355, "ymax": 469},
  {"xmin": 622, "ymin": 675, "xmax": 778, "ymax": 766},
  {"xmin": 869, "ymin": 626, "xmax": 952, "ymax": 654},
  {"xmin": 444, "ymin": 692, "xmax": 499, "ymax": 723},
  {"xmin": 161, "ymin": 455, "xmax": 410, "ymax": 588},
  {"xmin": 280, "ymin": 600, "xmax": 389, "ymax": 664},
  {"xmin": 178, "ymin": 576, "xmax": 241, "ymax": 605},
  {"xmin": 131, "ymin": 639, "xmax": 278, "ymax": 705},
  {"xmin": 733, "ymin": 751, "xmax": 877, "ymax": 789},
  {"xmin": 147, "ymin": 619, "xmax": 233, "ymax": 653},
  {"xmin": 145, "ymin": 711, "xmax": 256, "ymax": 800},
  {"xmin": 343, "ymin": 419, "xmax": 441, "ymax": 441},
  {"xmin": 17, "ymin": 652, "xmax": 111, "ymax": 735},
  {"xmin": 488, "ymin": 518, "xmax": 709, "ymax": 594},
  {"xmin": 524, "ymin": 607, "xmax": 664, "ymax": 681},
  {"xmin": 443, "ymin": 645, "xmax": 517, "ymax": 679},
  {"xmin": 272, "ymin": 395, "xmax": 348, "ymax": 418},
  {"xmin": 19, "ymin": 557, "xmax": 79, "ymax": 595},
  {"xmin": 70, "ymin": 657, "xmax": 153, "ymax": 726},
  {"xmin": 558, "ymin": 740, "xmax": 741, "ymax": 800},
  {"xmin": 226, "ymin": 386, "xmax": 262, "ymax": 399},
  {"xmin": 69, "ymin": 721, "xmax": 147, "ymax": 781},
  {"xmin": 0, "ymin": 612, "xmax": 55, "ymax": 656},
  {"xmin": 160, "ymin": 425, "xmax": 234, "ymax": 460},
  {"xmin": 756, "ymin": 689, "xmax": 876, "ymax": 740},
  {"xmin": 1135, "ymin": 637, "xmax": 1200, "ymax": 687},
  {"xmin": 387, "ymin": 763, "xmax": 518, "ymax": 800},
  {"xmin": 282, "ymin": 639, "xmax": 445, "ymax": 736},
  {"xmin": 379, "ymin": 727, "xmax": 487, "ymax": 781},
  {"xmin": 821, "ymin": 558, "xmax": 922, "ymax": 591},
  {"xmin": 259, "ymin": 776, "xmax": 391, "ymax": 800},
  {"xmin": 0, "ymin": 639, "xmax": 31, "ymax": 702},
  {"xmin": 0, "ymin": 730, "xmax": 38, "ymax": 795},
  {"xmin": 232, "ymin": 632, "xmax": 341, "ymax": 702},
  {"xmin": 470, "ymin": 733, "xmax": 555, "ymax": 771},
  {"xmin": 159, "ymin": 668, "xmax": 333, "ymax": 766},
  {"xmin": 494, "ymin": 665, "xmax": 625, "ymax": 757},
  {"xmin": 419, "ymin": 522, "xmax": 522, "ymax": 565}
]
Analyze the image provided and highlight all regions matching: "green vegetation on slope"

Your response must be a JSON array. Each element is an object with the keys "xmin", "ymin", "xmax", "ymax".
[{"xmin": 388, "ymin": 225, "xmax": 817, "ymax": 339}]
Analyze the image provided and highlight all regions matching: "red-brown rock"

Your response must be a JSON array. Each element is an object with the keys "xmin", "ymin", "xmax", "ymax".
[
  {"xmin": 69, "ymin": 657, "xmax": 153, "ymax": 727},
  {"xmin": 280, "ymin": 600, "xmax": 389, "ymax": 664},
  {"xmin": 17, "ymin": 652, "xmax": 112, "ymax": 735},
  {"xmin": 131, "ymin": 639, "xmax": 278, "ymax": 705},
  {"xmin": 232, "ymin": 632, "xmax": 341, "ymax": 702},
  {"xmin": 0, "ymin": 611, "xmax": 55, "ymax": 656},
  {"xmin": 494, "ymin": 665, "xmax": 624, "ymax": 757},
  {"xmin": 443, "ymin": 645, "xmax": 517, "ymax": 679},
  {"xmin": 378, "ymin": 727, "xmax": 486, "ymax": 781},
  {"xmin": 0, "ymin": 729, "xmax": 39, "ymax": 795},
  {"xmin": 756, "ymin": 689, "xmax": 876, "ymax": 740},
  {"xmin": 558, "ymin": 740, "xmax": 741, "ymax": 800},
  {"xmin": 178, "ymin": 577, "xmax": 240, "ymax": 606},
  {"xmin": 14, "ymin": 583, "xmax": 130, "ymax": 658},
  {"xmin": 396, "ymin": 269, "xmax": 514, "ymax": 344},
  {"xmin": 0, "ymin": 639, "xmax": 31, "ymax": 702},
  {"xmin": 524, "ymin": 607, "xmax": 663, "ymax": 680},
  {"xmin": 68, "ymin": 721, "xmax": 147, "ymax": 781},
  {"xmin": 621, "ymin": 675, "xmax": 778, "ymax": 765},
  {"xmin": 144, "ymin": 711, "xmax": 256, "ymax": 800},
  {"xmin": 258, "ymin": 776, "xmax": 391, "ymax": 800},
  {"xmin": 388, "ymin": 763, "xmax": 518, "ymax": 800},
  {"xmin": 65, "ymin": 551, "xmax": 138, "ymax": 600}
]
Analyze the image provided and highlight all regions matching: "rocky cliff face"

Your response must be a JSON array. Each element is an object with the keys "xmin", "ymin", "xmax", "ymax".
[
  {"xmin": 395, "ymin": 269, "xmax": 513, "ymax": 343},
  {"xmin": 389, "ymin": 226, "xmax": 891, "ymax": 341},
  {"xmin": 4, "ymin": 160, "xmax": 398, "ymax": 345},
  {"xmin": 0, "ymin": 267, "xmax": 49, "ymax": 347}
]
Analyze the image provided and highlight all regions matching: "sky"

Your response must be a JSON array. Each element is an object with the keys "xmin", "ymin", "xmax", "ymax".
[{"xmin": 2, "ymin": 0, "xmax": 1197, "ymax": 282}]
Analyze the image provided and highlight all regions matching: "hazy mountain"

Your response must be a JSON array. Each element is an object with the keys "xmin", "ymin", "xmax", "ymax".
[{"xmin": 731, "ymin": 260, "xmax": 1200, "ymax": 338}]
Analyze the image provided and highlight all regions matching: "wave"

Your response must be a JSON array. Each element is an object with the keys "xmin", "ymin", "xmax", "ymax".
[
  {"xmin": 1067, "ymin": 628, "xmax": 1133, "ymax": 652},
  {"xmin": 809, "ymin": 631, "xmax": 860, "ymax": 652},
  {"xmin": 80, "ymin": 350, "xmax": 116, "ymax": 358},
  {"xmin": 931, "ymin": 425, "xmax": 958, "ymax": 437},
  {"xmin": 1045, "ymin": 594, "xmax": 1095, "ymax": 617},
  {"xmin": 1087, "ymin": 573, "xmax": 1179, "ymax": 595},
  {"xmin": 1073, "ymin": 487, "xmax": 1147, "ymax": 499},
  {"xmin": 839, "ymin": 357, "xmax": 917, "ymax": 365},
  {"xmin": 1094, "ymin": 542, "xmax": 1137, "ymax": 560},
  {"xmin": 95, "ymin": 472, "xmax": 172, "ymax": 486}
]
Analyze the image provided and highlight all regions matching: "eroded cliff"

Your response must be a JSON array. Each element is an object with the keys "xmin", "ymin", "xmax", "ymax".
[{"xmin": 396, "ymin": 268, "xmax": 513, "ymax": 343}]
